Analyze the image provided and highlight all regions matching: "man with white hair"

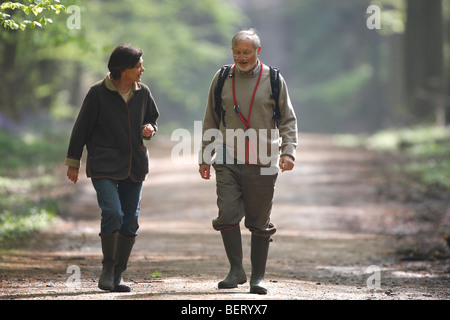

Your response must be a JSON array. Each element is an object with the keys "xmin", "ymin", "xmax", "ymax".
[{"xmin": 199, "ymin": 29, "xmax": 298, "ymax": 294}]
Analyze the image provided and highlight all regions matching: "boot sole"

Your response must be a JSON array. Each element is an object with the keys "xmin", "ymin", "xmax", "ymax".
[
  {"xmin": 250, "ymin": 286, "xmax": 267, "ymax": 295},
  {"xmin": 112, "ymin": 284, "xmax": 131, "ymax": 292},
  {"xmin": 98, "ymin": 284, "xmax": 114, "ymax": 291},
  {"xmin": 218, "ymin": 279, "xmax": 247, "ymax": 289}
]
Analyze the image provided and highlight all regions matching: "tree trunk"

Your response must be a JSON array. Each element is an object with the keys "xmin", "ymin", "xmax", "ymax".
[
  {"xmin": 404, "ymin": 0, "xmax": 444, "ymax": 124},
  {"xmin": 0, "ymin": 30, "xmax": 19, "ymax": 120}
]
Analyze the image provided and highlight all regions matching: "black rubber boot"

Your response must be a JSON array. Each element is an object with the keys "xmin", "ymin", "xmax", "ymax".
[
  {"xmin": 98, "ymin": 232, "xmax": 117, "ymax": 291},
  {"xmin": 218, "ymin": 226, "xmax": 247, "ymax": 289},
  {"xmin": 113, "ymin": 234, "xmax": 136, "ymax": 292},
  {"xmin": 250, "ymin": 235, "xmax": 271, "ymax": 295}
]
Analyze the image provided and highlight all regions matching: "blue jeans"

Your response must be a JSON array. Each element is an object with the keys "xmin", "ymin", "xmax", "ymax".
[{"xmin": 91, "ymin": 177, "xmax": 143, "ymax": 238}]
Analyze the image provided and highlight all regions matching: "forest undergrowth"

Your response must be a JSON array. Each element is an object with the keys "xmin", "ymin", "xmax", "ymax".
[{"xmin": 335, "ymin": 125, "xmax": 450, "ymax": 261}]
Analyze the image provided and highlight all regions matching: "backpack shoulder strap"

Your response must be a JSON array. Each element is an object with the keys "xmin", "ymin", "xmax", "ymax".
[
  {"xmin": 214, "ymin": 64, "xmax": 233, "ymax": 127},
  {"xmin": 214, "ymin": 64, "xmax": 281, "ymax": 128},
  {"xmin": 270, "ymin": 66, "xmax": 281, "ymax": 128}
]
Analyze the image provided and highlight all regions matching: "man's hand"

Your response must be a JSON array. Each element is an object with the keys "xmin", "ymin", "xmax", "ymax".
[
  {"xmin": 199, "ymin": 164, "xmax": 211, "ymax": 180},
  {"xmin": 67, "ymin": 166, "xmax": 80, "ymax": 184},
  {"xmin": 279, "ymin": 155, "xmax": 294, "ymax": 172}
]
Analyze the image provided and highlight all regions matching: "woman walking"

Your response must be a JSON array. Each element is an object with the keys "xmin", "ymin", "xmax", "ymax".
[{"xmin": 65, "ymin": 44, "xmax": 159, "ymax": 292}]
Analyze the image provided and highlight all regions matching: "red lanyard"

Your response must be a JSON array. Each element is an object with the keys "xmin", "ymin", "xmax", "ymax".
[
  {"xmin": 231, "ymin": 61, "xmax": 263, "ymax": 129},
  {"xmin": 231, "ymin": 60, "xmax": 263, "ymax": 163}
]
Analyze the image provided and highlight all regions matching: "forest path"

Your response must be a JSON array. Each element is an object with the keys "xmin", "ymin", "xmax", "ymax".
[{"xmin": 1, "ymin": 134, "xmax": 449, "ymax": 300}]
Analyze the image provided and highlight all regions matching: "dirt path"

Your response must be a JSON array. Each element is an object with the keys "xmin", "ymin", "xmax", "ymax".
[{"xmin": 0, "ymin": 134, "xmax": 449, "ymax": 301}]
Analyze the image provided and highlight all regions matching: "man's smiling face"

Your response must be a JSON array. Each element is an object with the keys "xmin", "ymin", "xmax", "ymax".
[{"xmin": 232, "ymin": 38, "xmax": 261, "ymax": 73}]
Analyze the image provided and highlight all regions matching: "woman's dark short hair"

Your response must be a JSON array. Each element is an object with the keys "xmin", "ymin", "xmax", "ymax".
[{"xmin": 108, "ymin": 44, "xmax": 143, "ymax": 80}]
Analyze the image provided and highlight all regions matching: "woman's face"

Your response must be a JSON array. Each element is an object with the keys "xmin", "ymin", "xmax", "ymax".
[{"xmin": 123, "ymin": 57, "xmax": 145, "ymax": 83}]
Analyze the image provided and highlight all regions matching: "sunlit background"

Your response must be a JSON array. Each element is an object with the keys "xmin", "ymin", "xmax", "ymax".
[
  {"xmin": 1, "ymin": 0, "xmax": 449, "ymax": 133},
  {"xmin": 0, "ymin": 0, "xmax": 449, "ymax": 242}
]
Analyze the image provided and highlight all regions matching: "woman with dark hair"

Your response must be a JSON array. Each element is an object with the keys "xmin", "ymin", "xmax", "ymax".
[{"xmin": 65, "ymin": 44, "xmax": 159, "ymax": 292}]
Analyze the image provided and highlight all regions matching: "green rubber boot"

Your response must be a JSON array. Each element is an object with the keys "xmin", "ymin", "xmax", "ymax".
[
  {"xmin": 218, "ymin": 226, "xmax": 247, "ymax": 289},
  {"xmin": 250, "ymin": 235, "xmax": 271, "ymax": 295},
  {"xmin": 98, "ymin": 232, "xmax": 117, "ymax": 291},
  {"xmin": 113, "ymin": 234, "xmax": 136, "ymax": 292}
]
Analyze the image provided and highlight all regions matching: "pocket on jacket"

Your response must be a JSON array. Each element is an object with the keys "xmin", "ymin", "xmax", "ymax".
[{"xmin": 91, "ymin": 147, "xmax": 119, "ymax": 175}]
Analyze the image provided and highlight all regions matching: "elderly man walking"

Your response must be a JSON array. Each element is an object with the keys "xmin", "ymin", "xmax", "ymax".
[{"xmin": 199, "ymin": 29, "xmax": 298, "ymax": 294}]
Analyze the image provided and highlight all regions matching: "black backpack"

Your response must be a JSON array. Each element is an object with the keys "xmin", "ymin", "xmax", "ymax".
[{"xmin": 213, "ymin": 64, "xmax": 281, "ymax": 128}]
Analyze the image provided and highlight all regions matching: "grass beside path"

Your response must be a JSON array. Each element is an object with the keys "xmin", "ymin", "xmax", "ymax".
[
  {"xmin": 0, "ymin": 127, "xmax": 69, "ymax": 247},
  {"xmin": 335, "ymin": 125, "xmax": 450, "ymax": 258},
  {"xmin": 335, "ymin": 125, "xmax": 450, "ymax": 197}
]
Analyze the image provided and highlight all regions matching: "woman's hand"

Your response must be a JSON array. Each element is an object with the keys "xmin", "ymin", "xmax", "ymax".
[
  {"xmin": 142, "ymin": 123, "xmax": 155, "ymax": 138},
  {"xmin": 67, "ymin": 166, "xmax": 80, "ymax": 184}
]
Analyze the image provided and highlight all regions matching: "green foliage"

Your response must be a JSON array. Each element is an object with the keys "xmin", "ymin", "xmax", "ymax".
[
  {"xmin": 279, "ymin": 0, "xmax": 388, "ymax": 132},
  {"xmin": 267, "ymin": 0, "xmax": 448, "ymax": 133},
  {"xmin": 0, "ymin": 0, "xmax": 243, "ymax": 125},
  {"xmin": 0, "ymin": 205, "xmax": 56, "ymax": 242},
  {"xmin": 1, "ymin": 0, "xmax": 449, "ymax": 132},
  {"xmin": 364, "ymin": 126, "xmax": 450, "ymax": 153},
  {"xmin": 370, "ymin": 0, "xmax": 406, "ymax": 35},
  {"xmin": 0, "ymin": 128, "xmax": 67, "ymax": 246},
  {"xmin": 368, "ymin": 126, "xmax": 450, "ymax": 191},
  {"xmin": 300, "ymin": 64, "xmax": 374, "ymax": 114},
  {"xmin": 0, "ymin": 0, "xmax": 65, "ymax": 30},
  {"xmin": 0, "ymin": 128, "xmax": 68, "ymax": 174},
  {"xmin": 336, "ymin": 125, "xmax": 450, "ymax": 193},
  {"xmin": 79, "ymin": 0, "xmax": 243, "ymax": 124}
]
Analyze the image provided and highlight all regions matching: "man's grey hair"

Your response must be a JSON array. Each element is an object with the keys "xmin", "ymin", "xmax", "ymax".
[{"xmin": 232, "ymin": 29, "xmax": 261, "ymax": 49}]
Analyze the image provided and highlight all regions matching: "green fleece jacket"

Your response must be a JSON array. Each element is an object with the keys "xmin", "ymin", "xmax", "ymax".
[
  {"xmin": 201, "ymin": 62, "xmax": 298, "ymax": 167},
  {"xmin": 65, "ymin": 74, "xmax": 159, "ymax": 182}
]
